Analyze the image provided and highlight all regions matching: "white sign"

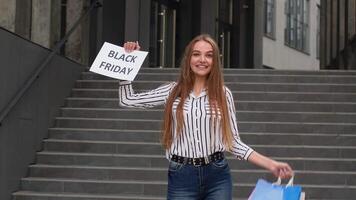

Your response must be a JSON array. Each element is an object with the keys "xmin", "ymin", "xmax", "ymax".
[{"xmin": 90, "ymin": 42, "xmax": 148, "ymax": 81}]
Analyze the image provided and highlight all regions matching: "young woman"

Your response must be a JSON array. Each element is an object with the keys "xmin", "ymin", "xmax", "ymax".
[{"xmin": 119, "ymin": 34, "xmax": 293, "ymax": 200}]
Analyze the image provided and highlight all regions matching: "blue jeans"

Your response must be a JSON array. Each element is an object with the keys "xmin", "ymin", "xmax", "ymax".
[{"xmin": 167, "ymin": 158, "xmax": 232, "ymax": 200}]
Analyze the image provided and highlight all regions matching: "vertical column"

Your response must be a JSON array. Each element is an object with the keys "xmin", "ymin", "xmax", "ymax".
[
  {"xmin": 102, "ymin": 0, "xmax": 125, "ymax": 46},
  {"xmin": 233, "ymin": 0, "xmax": 262, "ymax": 69},
  {"xmin": 200, "ymin": 0, "xmax": 217, "ymax": 37},
  {"xmin": 339, "ymin": 0, "xmax": 345, "ymax": 51},
  {"xmin": 336, "ymin": 0, "xmax": 340, "ymax": 67},
  {"xmin": 331, "ymin": 0, "xmax": 338, "ymax": 62},
  {"xmin": 177, "ymin": 0, "xmax": 199, "ymax": 57},
  {"xmin": 343, "ymin": 0, "xmax": 349, "ymax": 69},
  {"xmin": 326, "ymin": 0, "xmax": 331, "ymax": 67},
  {"xmin": 80, "ymin": 0, "xmax": 91, "ymax": 65},
  {"xmin": 349, "ymin": 0, "xmax": 356, "ymax": 69},
  {"xmin": 349, "ymin": 0, "xmax": 356, "ymax": 37},
  {"xmin": 124, "ymin": 0, "xmax": 151, "ymax": 67},
  {"xmin": 31, "ymin": 0, "xmax": 52, "ymax": 48},
  {"xmin": 138, "ymin": 0, "xmax": 150, "ymax": 50},
  {"xmin": 124, "ymin": 0, "xmax": 140, "ymax": 41},
  {"xmin": 231, "ymin": 1, "xmax": 240, "ymax": 68},
  {"xmin": 65, "ymin": 0, "xmax": 85, "ymax": 63},
  {"xmin": 319, "ymin": 0, "xmax": 326, "ymax": 69},
  {"xmin": 235, "ymin": 0, "xmax": 248, "ymax": 68},
  {"xmin": 0, "ymin": 0, "xmax": 16, "ymax": 32},
  {"xmin": 88, "ymin": 0, "xmax": 103, "ymax": 64},
  {"xmin": 15, "ymin": 0, "xmax": 32, "ymax": 39},
  {"xmin": 49, "ymin": 0, "xmax": 61, "ymax": 49},
  {"xmin": 253, "ymin": 0, "xmax": 263, "ymax": 68}
]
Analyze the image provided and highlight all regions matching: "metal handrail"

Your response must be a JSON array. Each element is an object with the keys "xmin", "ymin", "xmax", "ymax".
[{"xmin": 0, "ymin": 0, "xmax": 101, "ymax": 126}]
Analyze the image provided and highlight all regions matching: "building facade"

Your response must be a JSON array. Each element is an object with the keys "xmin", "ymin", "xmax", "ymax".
[
  {"xmin": 0, "ymin": 0, "xmax": 263, "ymax": 69},
  {"xmin": 263, "ymin": 0, "xmax": 320, "ymax": 70},
  {"xmin": 0, "ymin": 0, "xmax": 355, "ymax": 70}
]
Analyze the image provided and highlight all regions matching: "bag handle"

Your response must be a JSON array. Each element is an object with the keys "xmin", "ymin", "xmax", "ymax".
[
  {"xmin": 273, "ymin": 176, "xmax": 294, "ymax": 187},
  {"xmin": 286, "ymin": 176, "xmax": 294, "ymax": 187}
]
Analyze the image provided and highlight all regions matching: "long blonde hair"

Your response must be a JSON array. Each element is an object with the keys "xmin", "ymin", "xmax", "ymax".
[{"xmin": 162, "ymin": 34, "xmax": 233, "ymax": 150}]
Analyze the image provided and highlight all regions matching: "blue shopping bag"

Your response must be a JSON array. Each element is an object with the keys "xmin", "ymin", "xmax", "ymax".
[{"xmin": 248, "ymin": 177, "xmax": 302, "ymax": 200}]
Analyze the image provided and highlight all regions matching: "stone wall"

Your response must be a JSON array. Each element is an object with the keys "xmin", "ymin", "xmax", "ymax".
[{"xmin": 0, "ymin": 0, "xmax": 16, "ymax": 32}]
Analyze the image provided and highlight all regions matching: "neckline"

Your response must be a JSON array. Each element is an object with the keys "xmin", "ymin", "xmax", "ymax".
[{"xmin": 190, "ymin": 88, "xmax": 207, "ymax": 99}]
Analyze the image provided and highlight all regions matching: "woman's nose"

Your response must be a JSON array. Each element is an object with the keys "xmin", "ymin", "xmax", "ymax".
[{"xmin": 199, "ymin": 55, "xmax": 207, "ymax": 63}]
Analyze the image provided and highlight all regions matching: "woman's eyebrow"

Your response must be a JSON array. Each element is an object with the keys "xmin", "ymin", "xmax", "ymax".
[{"xmin": 192, "ymin": 50, "xmax": 213, "ymax": 53}]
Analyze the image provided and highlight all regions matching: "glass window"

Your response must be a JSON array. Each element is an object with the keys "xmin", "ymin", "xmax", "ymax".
[
  {"xmin": 264, "ymin": 0, "xmax": 276, "ymax": 38},
  {"xmin": 285, "ymin": 0, "xmax": 310, "ymax": 53}
]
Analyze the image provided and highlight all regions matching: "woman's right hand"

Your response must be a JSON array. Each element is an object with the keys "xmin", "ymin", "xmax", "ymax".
[{"xmin": 123, "ymin": 41, "xmax": 140, "ymax": 53}]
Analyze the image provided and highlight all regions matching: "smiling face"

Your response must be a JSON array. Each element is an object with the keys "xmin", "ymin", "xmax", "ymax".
[{"xmin": 189, "ymin": 40, "xmax": 214, "ymax": 79}]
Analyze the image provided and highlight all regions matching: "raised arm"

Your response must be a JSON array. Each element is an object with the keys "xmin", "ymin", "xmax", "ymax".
[
  {"xmin": 119, "ymin": 81, "xmax": 176, "ymax": 109},
  {"xmin": 119, "ymin": 41, "xmax": 176, "ymax": 109}
]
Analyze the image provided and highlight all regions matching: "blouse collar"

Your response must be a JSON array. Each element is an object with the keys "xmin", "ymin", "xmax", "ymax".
[{"xmin": 189, "ymin": 88, "xmax": 207, "ymax": 99}]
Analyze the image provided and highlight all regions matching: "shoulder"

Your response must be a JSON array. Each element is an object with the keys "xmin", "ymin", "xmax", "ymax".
[
  {"xmin": 159, "ymin": 81, "xmax": 177, "ymax": 92},
  {"xmin": 223, "ymin": 85, "xmax": 235, "ymax": 102},
  {"xmin": 223, "ymin": 85, "xmax": 233, "ymax": 95},
  {"xmin": 164, "ymin": 81, "xmax": 177, "ymax": 88}
]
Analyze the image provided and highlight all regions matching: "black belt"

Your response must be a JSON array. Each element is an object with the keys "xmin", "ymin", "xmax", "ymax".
[{"xmin": 170, "ymin": 152, "xmax": 224, "ymax": 167}]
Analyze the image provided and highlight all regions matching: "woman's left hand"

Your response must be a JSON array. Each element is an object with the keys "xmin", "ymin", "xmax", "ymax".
[
  {"xmin": 269, "ymin": 160, "xmax": 294, "ymax": 179},
  {"xmin": 248, "ymin": 151, "xmax": 294, "ymax": 179},
  {"xmin": 123, "ymin": 41, "xmax": 140, "ymax": 53}
]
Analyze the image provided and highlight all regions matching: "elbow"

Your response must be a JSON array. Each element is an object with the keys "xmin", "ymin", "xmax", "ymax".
[
  {"xmin": 118, "ymin": 88, "xmax": 132, "ymax": 108},
  {"xmin": 118, "ymin": 99, "xmax": 125, "ymax": 107},
  {"xmin": 119, "ymin": 98, "xmax": 131, "ymax": 108}
]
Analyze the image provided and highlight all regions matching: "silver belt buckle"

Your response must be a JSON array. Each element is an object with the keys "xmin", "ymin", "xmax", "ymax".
[{"xmin": 204, "ymin": 156, "xmax": 209, "ymax": 164}]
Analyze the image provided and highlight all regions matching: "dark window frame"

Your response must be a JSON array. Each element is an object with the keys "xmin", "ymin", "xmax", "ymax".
[
  {"xmin": 285, "ymin": 0, "xmax": 310, "ymax": 53},
  {"xmin": 264, "ymin": 0, "xmax": 276, "ymax": 39}
]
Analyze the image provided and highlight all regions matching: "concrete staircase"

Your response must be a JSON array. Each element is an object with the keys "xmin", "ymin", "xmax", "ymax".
[{"xmin": 12, "ymin": 68, "xmax": 356, "ymax": 200}]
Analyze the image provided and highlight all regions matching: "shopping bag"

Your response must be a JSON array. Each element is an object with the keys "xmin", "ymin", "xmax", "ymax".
[
  {"xmin": 300, "ymin": 191, "xmax": 306, "ymax": 200},
  {"xmin": 248, "ymin": 179, "xmax": 283, "ymax": 200},
  {"xmin": 248, "ymin": 176, "xmax": 302, "ymax": 200}
]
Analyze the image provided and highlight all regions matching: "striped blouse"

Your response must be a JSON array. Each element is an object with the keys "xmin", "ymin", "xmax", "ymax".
[{"xmin": 119, "ymin": 80, "xmax": 254, "ymax": 160}]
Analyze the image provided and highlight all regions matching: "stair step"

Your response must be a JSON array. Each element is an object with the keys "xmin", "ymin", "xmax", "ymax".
[
  {"xmin": 81, "ymin": 72, "xmax": 356, "ymax": 84},
  {"xmin": 13, "ymin": 191, "xmax": 166, "ymax": 200},
  {"xmin": 71, "ymin": 88, "xmax": 356, "ymax": 102},
  {"xmin": 75, "ymin": 80, "xmax": 356, "ymax": 93},
  {"xmin": 36, "ymin": 151, "xmax": 356, "ymax": 171},
  {"xmin": 60, "ymin": 107, "xmax": 356, "ymax": 123},
  {"xmin": 42, "ymin": 139, "xmax": 356, "ymax": 158},
  {"xmin": 54, "ymin": 117, "xmax": 356, "ymax": 134},
  {"xmin": 28, "ymin": 164, "xmax": 356, "ymax": 186},
  {"xmin": 20, "ymin": 178, "xmax": 168, "ymax": 197},
  {"xmin": 130, "ymin": 68, "xmax": 356, "ymax": 75},
  {"xmin": 20, "ymin": 177, "xmax": 356, "ymax": 199},
  {"xmin": 48, "ymin": 127, "xmax": 356, "ymax": 146},
  {"xmin": 65, "ymin": 98, "xmax": 356, "ymax": 112}
]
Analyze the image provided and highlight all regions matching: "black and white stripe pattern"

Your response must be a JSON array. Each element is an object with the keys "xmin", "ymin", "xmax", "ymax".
[{"xmin": 119, "ymin": 80, "xmax": 254, "ymax": 160}]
